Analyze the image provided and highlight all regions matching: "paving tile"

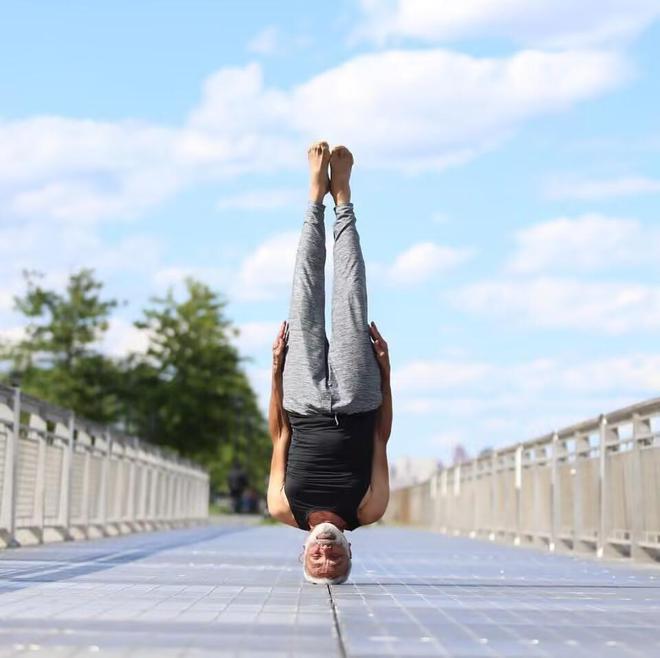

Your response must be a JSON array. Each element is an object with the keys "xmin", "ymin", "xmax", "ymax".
[{"xmin": 0, "ymin": 523, "xmax": 657, "ymax": 656}]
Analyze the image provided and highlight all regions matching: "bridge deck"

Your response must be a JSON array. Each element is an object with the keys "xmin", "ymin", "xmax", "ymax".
[{"xmin": 0, "ymin": 522, "xmax": 658, "ymax": 657}]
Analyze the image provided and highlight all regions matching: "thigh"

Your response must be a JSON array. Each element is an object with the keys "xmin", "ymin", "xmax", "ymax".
[
  {"xmin": 328, "ymin": 327, "xmax": 382, "ymax": 415},
  {"xmin": 283, "ymin": 322, "xmax": 331, "ymax": 415}
]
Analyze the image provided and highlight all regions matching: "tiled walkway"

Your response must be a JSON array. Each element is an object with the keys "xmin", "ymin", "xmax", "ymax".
[{"xmin": 0, "ymin": 522, "xmax": 658, "ymax": 657}]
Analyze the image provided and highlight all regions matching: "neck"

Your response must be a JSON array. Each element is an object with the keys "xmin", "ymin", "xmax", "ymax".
[{"xmin": 308, "ymin": 511, "xmax": 347, "ymax": 531}]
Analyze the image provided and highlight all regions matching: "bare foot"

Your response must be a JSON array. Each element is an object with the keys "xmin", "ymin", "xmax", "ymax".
[
  {"xmin": 308, "ymin": 141, "xmax": 331, "ymax": 203},
  {"xmin": 330, "ymin": 146, "xmax": 354, "ymax": 205}
]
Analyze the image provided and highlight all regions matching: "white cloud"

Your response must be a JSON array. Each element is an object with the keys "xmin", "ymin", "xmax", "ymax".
[
  {"xmin": 0, "ymin": 291, "xmax": 13, "ymax": 312},
  {"xmin": 544, "ymin": 175, "xmax": 660, "ymax": 200},
  {"xmin": 0, "ymin": 117, "xmax": 182, "ymax": 223},
  {"xmin": 397, "ymin": 354, "xmax": 660, "ymax": 406},
  {"xmin": 289, "ymin": 49, "xmax": 628, "ymax": 173},
  {"xmin": 0, "ymin": 48, "xmax": 628, "ymax": 223},
  {"xmin": 234, "ymin": 321, "xmax": 282, "ymax": 353},
  {"xmin": 96, "ymin": 318, "xmax": 150, "ymax": 358},
  {"xmin": 451, "ymin": 277, "xmax": 660, "ymax": 333},
  {"xmin": 152, "ymin": 231, "xmax": 333, "ymax": 304},
  {"xmin": 0, "ymin": 221, "xmax": 161, "ymax": 323},
  {"xmin": 390, "ymin": 350, "xmax": 660, "ymax": 457},
  {"xmin": 235, "ymin": 232, "xmax": 299, "ymax": 301},
  {"xmin": 508, "ymin": 214, "xmax": 660, "ymax": 273},
  {"xmin": 0, "ymin": 325, "xmax": 26, "ymax": 344},
  {"xmin": 247, "ymin": 26, "xmax": 280, "ymax": 55},
  {"xmin": 0, "ymin": 222, "xmax": 161, "ymax": 273},
  {"xmin": 388, "ymin": 242, "xmax": 473, "ymax": 284},
  {"xmin": 356, "ymin": 0, "xmax": 660, "ymax": 48},
  {"xmin": 394, "ymin": 359, "xmax": 492, "ymax": 391},
  {"xmin": 0, "ymin": 315, "xmax": 149, "ymax": 361},
  {"xmin": 217, "ymin": 188, "xmax": 302, "ymax": 211},
  {"xmin": 152, "ymin": 265, "xmax": 233, "ymax": 294}
]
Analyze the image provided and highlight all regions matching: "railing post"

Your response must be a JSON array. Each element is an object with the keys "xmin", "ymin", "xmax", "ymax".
[
  {"xmin": 30, "ymin": 413, "xmax": 47, "ymax": 543},
  {"xmin": 99, "ymin": 431, "xmax": 111, "ymax": 530},
  {"xmin": 58, "ymin": 412, "xmax": 74, "ymax": 539},
  {"xmin": 631, "ymin": 413, "xmax": 651, "ymax": 562},
  {"xmin": 489, "ymin": 450, "xmax": 497, "ymax": 541},
  {"xmin": 453, "ymin": 464, "xmax": 461, "ymax": 535},
  {"xmin": 514, "ymin": 444, "xmax": 523, "ymax": 545},
  {"xmin": 429, "ymin": 470, "xmax": 438, "ymax": 529},
  {"xmin": 137, "ymin": 451, "xmax": 149, "ymax": 525},
  {"xmin": 572, "ymin": 431, "xmax": 587, "ymax": 553},
  {"xmin": 4, "ymin": 388, "xmax": 21, "ymax": 547},
  {"xmin": 151, "ymin": 458, "xmax": 161, "ymax": 523},
  {"xmin": 550, "ymin": 432, "xmax": 560, "ymax": 552},
  {"xmin": 439, "ymin": 468, "xmax": 447, "ymax": 533},
  {"xmin": 469, "ymin": 461, "xmax": 477, "ymax": 538},
  {"xmin": 80, "ymin": 435, "xmax": 91, "ymax": 533},
  {"xmin": 125, "ymin": 452, "xmax": 137, "ymax": 528},
  {"xmin": 598, "ymin": 415, "xmax": 612, "ymax": 559},
  {"xmin": 172, "ymin": 473, "xmax": 180, "ymax": 520}
]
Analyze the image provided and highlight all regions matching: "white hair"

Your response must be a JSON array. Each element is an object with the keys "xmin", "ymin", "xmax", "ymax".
[{"xmin": 302, "ymin": 522, "xmax": 352, "ymax": 585}]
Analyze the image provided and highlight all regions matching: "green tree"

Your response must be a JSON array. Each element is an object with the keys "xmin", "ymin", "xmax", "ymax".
[
  {"xmin": 125, "ymin": 279, "xmax": 270, "ymax": 493},
  {"xmin": 1, "ymin": 269, "xmax": 121, "ymax": 422}
]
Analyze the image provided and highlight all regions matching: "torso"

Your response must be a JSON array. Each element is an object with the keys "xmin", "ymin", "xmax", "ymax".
[{"xmin": 283, "ymin": 410, "xmax": 377, "ymax": 531}]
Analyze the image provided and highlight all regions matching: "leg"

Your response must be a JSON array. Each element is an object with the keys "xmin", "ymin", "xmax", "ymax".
[
  {"xmin": 283, "ymin": 143, "xmax": 332, "ymax": 415},
  {"xmin": 327, "ymin": 147, "xmax": 382, "ymax": 414}
]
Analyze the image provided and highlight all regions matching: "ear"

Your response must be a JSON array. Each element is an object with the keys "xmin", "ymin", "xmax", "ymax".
[{"xmin": 348, "ymin": 543, "xmax": 352, "ymax": 559}]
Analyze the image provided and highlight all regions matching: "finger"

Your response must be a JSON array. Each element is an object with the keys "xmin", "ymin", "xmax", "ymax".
[
  {"xmin": 370, "ymin": 321, "xmax": 383, "ymax": 341},
  {"xmin": 371, "ymin": 341, "xmax": 385, "ymax": 358}
]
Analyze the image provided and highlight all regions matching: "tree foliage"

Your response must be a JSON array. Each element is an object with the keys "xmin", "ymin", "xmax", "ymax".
[
  {"xmin": 1, "ymin": 269, "xmax": 120, "ymax": 422},
  {"xmin": 1, "ymin": 270, "xmax": 270, "ymax": 494},
  {"xmin": 124, "ymin": 278, "xmax": 270, "ymax": 490}
]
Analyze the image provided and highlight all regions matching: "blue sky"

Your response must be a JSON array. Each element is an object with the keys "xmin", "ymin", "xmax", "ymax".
[{"xmin": 1, "ymin": 1, "xmax": 659, "ymax": 466}]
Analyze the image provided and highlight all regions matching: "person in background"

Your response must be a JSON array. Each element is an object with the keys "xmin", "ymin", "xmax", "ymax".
[{"xmin": 227, "ymin": 460, "xmax": 248, "ymax": 514}]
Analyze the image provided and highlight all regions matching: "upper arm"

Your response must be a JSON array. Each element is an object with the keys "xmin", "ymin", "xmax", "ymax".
[
  {"xmin": 267, "ymin": 430, "xmax": 297, "ymax": 527},
  {"xmin": 358, "ymin": 428, "xmax": 390, "ymax": 526}
]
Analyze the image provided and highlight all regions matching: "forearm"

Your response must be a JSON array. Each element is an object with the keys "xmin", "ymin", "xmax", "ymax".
[
  {"xmin": 378, "ymin": 374, "xmax": 393, "ymax": 441},
  {"xmin": 268, "ymin": 368, "xmax": 289, "ymax": 442}
]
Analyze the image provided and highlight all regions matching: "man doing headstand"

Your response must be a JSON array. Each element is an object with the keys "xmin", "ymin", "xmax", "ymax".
[{"xmin": 268, "ymin": 141, "xmax": 393, "ymax": 585}]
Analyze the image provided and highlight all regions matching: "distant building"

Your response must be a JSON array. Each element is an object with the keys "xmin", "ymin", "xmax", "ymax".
[
  {"xmin": 390, "ymin": 456, "xmax": 441, "ymax": 490},
  {"xmin": 452, "ymin": 444, "xmax": 470, "ymax": 465}
]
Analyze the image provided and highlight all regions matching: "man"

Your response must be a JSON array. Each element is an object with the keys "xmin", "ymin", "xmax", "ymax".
[{"xmin": 267, "ymin": 142, "xmax": 393, "ymax": 585}]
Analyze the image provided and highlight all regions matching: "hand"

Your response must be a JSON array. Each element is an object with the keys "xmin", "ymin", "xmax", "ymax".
[
  {"xmin": 272, "ymin": 321, "xmax": 289, "ymax": 374},
  {"xmin": 369, "ymin": 321, "xmax": 390, "ymax": 378}
]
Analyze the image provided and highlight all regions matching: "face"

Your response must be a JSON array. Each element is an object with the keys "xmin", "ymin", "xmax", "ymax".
[{"xmin": 303, "ymin": 522, "xmax": 352, "ymax": 581}]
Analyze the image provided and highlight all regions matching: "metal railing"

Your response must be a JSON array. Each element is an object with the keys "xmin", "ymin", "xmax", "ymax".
[
  {"xmin": 0, "ymin": 384, "xmax": 209, "ymax": 547},
  {"xmin": 385, "ymin": 397, "xmax": 660, "ymax": 564}
]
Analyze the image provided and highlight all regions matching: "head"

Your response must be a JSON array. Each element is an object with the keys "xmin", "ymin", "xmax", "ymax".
[{"xmin": 302, "ymin": 522, "xmax": 352, "ymax": 585}]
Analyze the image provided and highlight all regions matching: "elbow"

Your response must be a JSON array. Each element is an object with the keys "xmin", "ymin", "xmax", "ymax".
[
  {"xmin": 267, "ymin": 499, "xmax": 280, "ymax": 520},
  {"xmin": 378, "ymin": 428, "xmax": 391, "ymax": 445},
  {"xmin": 267, "ymin": 491, "xmax": 285, "ymax": 520}
]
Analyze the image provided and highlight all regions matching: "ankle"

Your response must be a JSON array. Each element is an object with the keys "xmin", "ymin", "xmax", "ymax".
[
  {"xmin": 332, "ymin": 187, "xmax": 351, "ymax": 205},
  {"xmin": 310, "ymin": 185, "xmax": 327, "ymax": 204}
]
